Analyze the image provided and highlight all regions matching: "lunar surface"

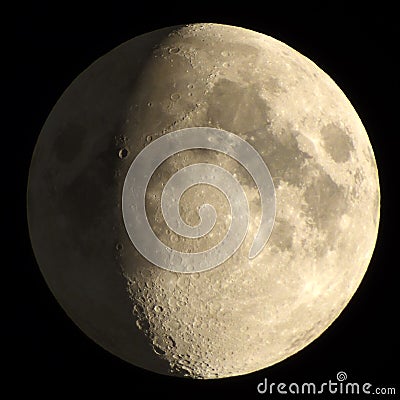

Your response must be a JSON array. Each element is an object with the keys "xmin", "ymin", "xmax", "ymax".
[{"xmin": 27, "ymin": 24, "xmax": 380, "ymax": 378}]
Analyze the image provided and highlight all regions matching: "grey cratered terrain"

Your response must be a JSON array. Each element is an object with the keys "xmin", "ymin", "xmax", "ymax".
[{"xmin": 27, "ymin": 24, "xmax": 380, "ymax": 378}]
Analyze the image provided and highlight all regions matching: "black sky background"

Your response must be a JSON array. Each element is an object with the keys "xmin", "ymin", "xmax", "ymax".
[{"xmin": 6, "ymin": 2, "xmax": 398, "ymax": 398}]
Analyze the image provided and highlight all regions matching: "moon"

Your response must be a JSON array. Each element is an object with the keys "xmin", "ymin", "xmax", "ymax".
[{"xmin": 27, "ymin": 23, "xmax": 380, "ymax": 378}]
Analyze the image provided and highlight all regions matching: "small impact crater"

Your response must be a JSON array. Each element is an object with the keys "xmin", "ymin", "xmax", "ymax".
[{"xmin": 118, "ymin": 148, "xmax": 129, "ymax": 159}]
